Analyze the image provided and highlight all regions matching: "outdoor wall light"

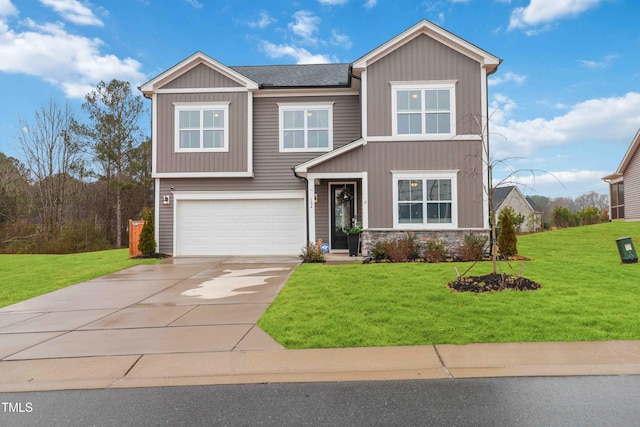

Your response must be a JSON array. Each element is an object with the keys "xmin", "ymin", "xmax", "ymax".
[{"xmin": 163, "ymin": 195, "xmax": 171, "ymax": 205}]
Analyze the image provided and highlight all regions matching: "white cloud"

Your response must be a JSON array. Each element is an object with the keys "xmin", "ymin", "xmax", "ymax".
[
  {"xmin": 318, "ymin": 0, "xmax": 348, "ymax": 5},
  {"xmin": 183, "ymin": 0, "xmax": 202, "ymax": 8},
  {"xmin": 330, "ymin": 29, "xmax": 352, "ymax": 49},
  {"xmin": 0, "ymin": 17, "xmax": 145, "ymax": 98},
  {"xmin": 39, "ymin": 0, "xmax": 103, "ymax": 26},
  {"xmin": 490, "ymin": 92, "xmax": 640, "ymax": 157},
  {"xmin": 364, "ymin": 0, "xmax": 377, "ymax": 8},
  {"xmin": 579, "ymin": 54, "xmax": 618, "ymax": 69},
  {"xmin": 489, "ymin": 71, "xmax": 526, "ymax": 86},
  {"xmin": 289, "ymin": 10, "xmax": 320, "ymax": 45},
  {"xmin": 497, "ymin": 169, "xmax": 609, "ymax": 198},
  {"xmin": 248, "ymin": 11, "xmax": 276, "ymax": 29},
  {"xmin": 508, "ymin": 0, "xmax": 603, "ymax": 33},
  {"xmin": 261, "ymin": 41, "xmax": 335, "ymax": 64},
  {"xmin": 0, "ymin": 0, "xmax": 17, "ymax": 17}
]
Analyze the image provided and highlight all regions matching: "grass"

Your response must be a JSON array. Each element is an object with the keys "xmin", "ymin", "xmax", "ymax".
[
  {"xmin": 0, "ymin": 249, "xmax": 158, "ymax": 308},
  {"xmin": 258, "ymin": 221, "xmax": 640, "ymax": 348}
]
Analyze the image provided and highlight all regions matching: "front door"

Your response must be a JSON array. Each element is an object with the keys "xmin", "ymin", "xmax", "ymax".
[{"xmin": 330, "ymin": 183, "xmax": 355, "ymax": 250}]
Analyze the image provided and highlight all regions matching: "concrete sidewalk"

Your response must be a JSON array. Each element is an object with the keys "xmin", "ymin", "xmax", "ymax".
[{"xmin": 1, "ymin": 257, "xmax": 640, "ymax": 392}]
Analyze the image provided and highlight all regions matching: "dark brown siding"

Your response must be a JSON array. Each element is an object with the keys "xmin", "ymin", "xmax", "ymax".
[
  {"xmin": 367, "ymin": 34, "xmax": 482, "ymax": 137},
  {"xmin": 156, "ymin": 92, "xmax": 249, "ymax": 174},
  {"xmin": 161, "ymin": 63, "xmax": 243, "ymax": 89}
]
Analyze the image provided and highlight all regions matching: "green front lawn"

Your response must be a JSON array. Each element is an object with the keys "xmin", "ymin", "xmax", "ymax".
[
  {"xmin": 0, "ymin": 249, "xmax": 158, "ymax": 308},
  {"xmin": 258, "ymin": 222, "xmax": 640, "ymax": 348}
]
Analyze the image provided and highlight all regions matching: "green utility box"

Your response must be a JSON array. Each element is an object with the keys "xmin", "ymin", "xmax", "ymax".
[{"xmin": 616, "ymin": 237, "xmax": 638, "ymax": 264}]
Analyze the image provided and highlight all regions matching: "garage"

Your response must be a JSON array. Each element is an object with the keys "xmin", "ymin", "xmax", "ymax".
[{"xmin": 175, "ymin": 196, "xmax": 306, "ymax": 256}]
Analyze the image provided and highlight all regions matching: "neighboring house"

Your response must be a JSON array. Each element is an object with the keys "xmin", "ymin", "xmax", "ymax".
[
  {"xmin": 491, "ymin": 186, "xmax": 541, "ymax": 233},
  {"xmin": 139, "ymin": 20, "xmax": 501, "ymax": 256},
  {"xmin": 603, "ymin": 129, "xmax": 640, "ymax": 221}
]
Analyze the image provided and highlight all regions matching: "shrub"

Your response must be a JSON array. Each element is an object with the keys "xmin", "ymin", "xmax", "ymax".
[
  {"xmin": 138, "ymin": 208, "xmax": 157, "ymax": 255},
  {"xmin": 370, "ymin": 240, "xmax": 390, "ymax": 261},
  {"xmin": 370, "ymin": 233, "xmax": 420, "ymax": 263},
  {"xmin": 42, "ymin": 220, "xmax": 111, "ymax": 254},
  {"xmin": 457, "ymin": 234, "xmax": 488, "ymax": 262},
  {"xmin": 299, "ymin": 242, "xmax": 325, "ymax": 263},
  {"xmin": 498, "ymin": 208, "xmax": 518, "ymax": 257},
  {"xmin": 423, "ymin": 239, "xmax": 449, "ymax": 263}
]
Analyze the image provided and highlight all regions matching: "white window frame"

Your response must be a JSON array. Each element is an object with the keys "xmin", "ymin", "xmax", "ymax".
[
  {"xmin": 278, "ymin": 102, "xmax": 334, "ymax": 152},
  {"xmin": 392, "ymin": 171, "xmax": 458, "ymax": 229},
  {"xmin": 174, "ymin": 102, "xmax": 230, "ymax": 152},
  {"xmin": 391, "ymin": 81, "xmax": 456, "ymax": 139}
]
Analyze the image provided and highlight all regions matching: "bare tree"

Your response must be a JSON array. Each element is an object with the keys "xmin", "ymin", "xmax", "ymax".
[
  {"xmin": 574, "ymin": 191, "xmax": 608, "ymax": 211},
  {"xmin": 0, "ymin": 152, "xmax": 31, "ymax": 224},
  {"xmin": 74, "ymin": 80, "xmax": 146, "ymax": 248},
  {"xmin": 18, "ymin": 99, "xmax": 83, "ymax": 238}
]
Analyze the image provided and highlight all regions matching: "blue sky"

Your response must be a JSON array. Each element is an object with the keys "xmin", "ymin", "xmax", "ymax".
[{"xmin": 0, "ymin": 0, "xmax": 638, "ymax": 199}]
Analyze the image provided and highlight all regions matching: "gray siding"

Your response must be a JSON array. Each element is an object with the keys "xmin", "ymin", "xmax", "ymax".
[
  {"xmin": 157, "ymin": 94, "xmax": 360, "ymax": 253},
  {"xmin": 367, "ymin": 34, "xmax": 482, "ymax": 137},
  {"xmin": 156, "ymin": 92, "xmax": 249, "ymax": 173},
  {"xmin": 625, "ymin": 148, "xmax": 640, "ymax": 220},
  {"xmin": 309, "ymin": 140, "xmax": 484, "ymax": 229},
  {"xmin": 161, "ymin": 63, "xmax": 243, "ymax": 89}
]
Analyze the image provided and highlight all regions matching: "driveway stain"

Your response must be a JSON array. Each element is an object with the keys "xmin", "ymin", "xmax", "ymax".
[{"xmin": 181, "ymin": 267, "xmax": 291, "ymax": 300}]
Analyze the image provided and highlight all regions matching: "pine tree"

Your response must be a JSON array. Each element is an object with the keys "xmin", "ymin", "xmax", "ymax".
[
  {"xmin": 138, "ymin": 207, "xmax": 156, "ymax": 255},
  {"xmin": 498, "ymin": 207, "xmax": 518, "ymax": 257}
]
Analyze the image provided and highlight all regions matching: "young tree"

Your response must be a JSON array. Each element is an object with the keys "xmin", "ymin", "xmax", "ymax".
[
  {"xmin": 498, "ymin": 207, "xmax": 518, "ymax": 256},
  {"xmin": 18, "ymin": 99, "xmax": 84, "ymax": 238},
  {"xmin": 137, "ymin": 207, "xmax": 156, "ymax": 255},
  {"xmin": 75, "ymin": 80, "xmax": 146, "ymax": 248}
]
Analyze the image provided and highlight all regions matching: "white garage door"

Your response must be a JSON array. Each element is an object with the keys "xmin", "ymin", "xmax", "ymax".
[{"xmin": 175, "ymin": 198, "xmax": 306, "ymax": 256}]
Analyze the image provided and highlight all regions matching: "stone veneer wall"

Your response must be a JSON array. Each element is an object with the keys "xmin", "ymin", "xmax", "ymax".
[{"xmin": 360, "ymin": 229, "xmax": 490, "ymax": 256}]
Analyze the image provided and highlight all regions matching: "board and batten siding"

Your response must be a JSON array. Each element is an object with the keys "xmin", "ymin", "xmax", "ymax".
[
  {"xmin": 366, "ymin": 34, "xmax": 482, "ymax": 137},
  {"xmin": 161, "ymin": 63, "xmax": 243, "ymax": 89},
  {"xmin": 309, "ymin": 140, "xmax": 484, "ymax": 229},
  {"xmin": 156, "ymin": 94, "xmax": 361, "ymax": 253},
  {"xmin": 156, "ymin": 92, "xmax": 249, "ymax": 174},
  {"xmin": 624, "ymin": 148, "xmax": 640, "ymax": 220}
]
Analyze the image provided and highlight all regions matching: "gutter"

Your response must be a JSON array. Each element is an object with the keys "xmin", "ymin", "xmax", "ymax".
[{"xmin": 292, "ymin": 168, "xmax": 311, "ymax": 243}]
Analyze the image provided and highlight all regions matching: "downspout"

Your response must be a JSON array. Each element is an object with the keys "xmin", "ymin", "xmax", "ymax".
[{"xmin": 292, "ymin": 168, "xmax": 310, "ymax": 243}]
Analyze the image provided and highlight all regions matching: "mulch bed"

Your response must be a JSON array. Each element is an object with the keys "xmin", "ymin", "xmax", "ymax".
[
  {"xmin": 131, "ymin": 253, "xmax": 171, "ymax": 259},
  {"xmin": 448, "ymin": 273, "xmax": 542, "ymax": 293}
]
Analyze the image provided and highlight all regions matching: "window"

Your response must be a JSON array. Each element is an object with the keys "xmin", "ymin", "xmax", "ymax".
[
  {"xmin": 392, "ymin": 82, "xmax": 456, "ymax": 138},
  {"xmin": 279, "ymin": 103, "xmax": 333, "ymax": 152},
  {"xmin": 175, "ymin": 103, "xmax": 229, "ymax": 152},
  {"xmin": 393, "ymin": 173, "xmax": 457, "ymax": 229}
]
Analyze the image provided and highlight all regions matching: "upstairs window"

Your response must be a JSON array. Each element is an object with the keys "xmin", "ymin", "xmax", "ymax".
[
  {"xmin": 279, "ymin": 103, "xmax": 333, "ymax": 152},
  {"xmin": 392, "ymin": 82, "xmax": 456, "ymax": 138},
  {"xmin": 175, "ymin": 103, "xmax": 229, "ymax": 152}
]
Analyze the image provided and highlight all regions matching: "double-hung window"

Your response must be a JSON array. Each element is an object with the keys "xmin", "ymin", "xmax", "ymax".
[
  {"xmin": 279, "ymin": 103, "xmax": 333, "ymax": 152},
  {"xmin": 175, "ymin": 103, "xmax": 229, "ymax": 152},
  {"xmin": 393, "ymin": 172, "xmax": 458, "ymax": 229},
  {"xmin": 392, "ymin": 82, "xmax": 456, "ymax": 138}
]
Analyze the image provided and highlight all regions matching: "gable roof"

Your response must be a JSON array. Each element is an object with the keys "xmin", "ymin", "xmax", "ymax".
[
  {"xmin": 139, "ymin": 51, "xmax": 259, "ymax": 95},
  {"xmin": 231, "ymin": 63, "xmax": 351, "ymax": 88},
  {"xmin": 352, "ymin": 19, "xmax": 501, "ymax": 72},
  {"xmin": 492, "ymin": 186, "xmax": 514, "ymax": 210},
  {"xmin": 603, "ymin": 128, "xmax": 640, "ymax": 182}
]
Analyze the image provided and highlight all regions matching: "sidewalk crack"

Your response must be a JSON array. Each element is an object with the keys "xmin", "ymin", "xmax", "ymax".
[{"xmin": 434, "ymin": 345, "xmax": 453, "ymax": 379}]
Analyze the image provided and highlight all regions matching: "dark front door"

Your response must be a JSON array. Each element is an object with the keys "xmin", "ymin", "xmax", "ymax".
[{"xmin": 331, "ymin": 183, "xmax": 355, "ymax": 250}]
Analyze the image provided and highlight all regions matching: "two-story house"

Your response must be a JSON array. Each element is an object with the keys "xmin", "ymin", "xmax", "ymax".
[{"xmin": 139, "ymin": 20, "xmax": 501, "ymax": 256}]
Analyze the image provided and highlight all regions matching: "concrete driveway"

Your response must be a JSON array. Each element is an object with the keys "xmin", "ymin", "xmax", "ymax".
[
  {"xmin": 0, "ymin": 257, "xmax": 299, "ymax": 361},
  {"xmin": 3, "ymin": 256, "xmax": 640, "ymax": 392}
]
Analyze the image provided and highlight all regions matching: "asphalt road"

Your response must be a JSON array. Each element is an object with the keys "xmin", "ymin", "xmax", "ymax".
[{"xmin": 2, "ymin": 376, "xmax": 640, "ymax": 426}]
